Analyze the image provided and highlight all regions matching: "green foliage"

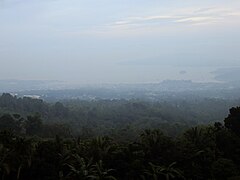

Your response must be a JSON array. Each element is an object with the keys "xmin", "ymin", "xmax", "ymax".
[
  {"xmin": 211, "ymin": 158, "xmax": 238, "ymax": 180},
  {"xmin": 0, "ymin": 94, "xmax": 240, "ymax": 179},
  {"xmin": 0, "ymin": 93, "xmax": 238, "ymax": 138},
  {"xmin": 0, "ymin": 123, "xmax": 239, "ymax": 180},
  {"xmin": 225, "ymin": 107, "xmax": 240, "ymax": 136},
  {"xmin": 144, "ymin": 162, "xmax": 185, "ymax": 180},
  {"xmin": 26, "ymin": 114, "xmax": 43, "ymax": 136}
]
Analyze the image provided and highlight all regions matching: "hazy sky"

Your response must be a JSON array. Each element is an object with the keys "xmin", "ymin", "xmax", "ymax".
[{"xmin": 0, "ymin": 0, "xmax": 240, "ymax": 84}]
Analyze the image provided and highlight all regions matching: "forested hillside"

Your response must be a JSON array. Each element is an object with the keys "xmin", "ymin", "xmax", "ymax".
[
  {"xmin": 0, "ymin": 93, "xmax": 239, "ymax": 138},
  {"xmin": 0, "ymin": 106, "xmax": 240, "ymax": 179},
  {"xmin": 0, "ymin": 93, "xmax": 240, "ymax": 179}
]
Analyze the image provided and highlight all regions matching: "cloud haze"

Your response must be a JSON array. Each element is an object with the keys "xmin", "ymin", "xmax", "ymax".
[{"xmin": 0, "ymin": 0, "xmax": 239, "ymax": 84}]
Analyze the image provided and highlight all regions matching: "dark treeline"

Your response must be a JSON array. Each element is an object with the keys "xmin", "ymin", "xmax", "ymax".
[
  {"xmin": 0, "ymin": 93, "xmax": 239, "ymax": 138},
  {"xmin": 0, "ymin": 107, "xmax": 240, "ymax": 179},
  {"xmin": 0, "ymin": 93, "xmax": 240, "ymax": 179}
]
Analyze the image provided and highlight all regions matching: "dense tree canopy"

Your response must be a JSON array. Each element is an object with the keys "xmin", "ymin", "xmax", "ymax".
[
  {"xmin": 0, "ymin": 93, "xmax": 239, "ymax": 179},
  {"xmin": 225, "ymin": 107, "xmax": 240, "ymax": 136}
]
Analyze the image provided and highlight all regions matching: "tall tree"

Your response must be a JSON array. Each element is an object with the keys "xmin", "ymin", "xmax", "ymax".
[{"xmin": 224, "ymin": 107, "xmax": 240, "ymax": 136}]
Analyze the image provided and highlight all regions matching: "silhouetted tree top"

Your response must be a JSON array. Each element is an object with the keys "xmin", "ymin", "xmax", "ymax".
[{"xmin": 224, "ymin": 107, "xmax": 240, "ymax": 136}]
